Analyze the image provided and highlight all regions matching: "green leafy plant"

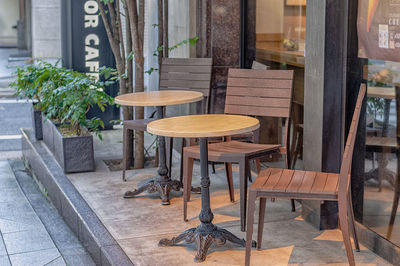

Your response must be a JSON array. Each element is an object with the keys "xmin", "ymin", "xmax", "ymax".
[
  {"xmin": 41, "ymin": 69, "xmax": 114, "ymax": 140},
  {"xmin": 11, "ymin": 60, "xmax": 114, "ymax": 140},
  {"xmin": 10, "ymin": 60, "xmax": 61, "ymax": 109}
]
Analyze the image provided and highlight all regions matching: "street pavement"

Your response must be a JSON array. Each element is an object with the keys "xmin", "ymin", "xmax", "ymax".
[
  {"xmin": 0, "ymin": 161, "xmax": 66, "ymax": 266},
  {"xmin": 0, "ymin": 48, "xmax": 32, "ymax": 159},
  {"xmin": 0, "ymin": 48, "xmax": 95, "ymax": 265}
]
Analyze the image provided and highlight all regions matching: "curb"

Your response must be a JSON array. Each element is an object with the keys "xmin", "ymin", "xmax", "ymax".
[{"xmin": 21, "ymin": 128, "xmax": 133, "ymax": 266}]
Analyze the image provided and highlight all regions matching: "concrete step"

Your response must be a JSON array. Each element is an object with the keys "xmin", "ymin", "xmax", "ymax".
[{"xmin": 0, "ymin": 87, "xmax": 15, "ymax": 98}]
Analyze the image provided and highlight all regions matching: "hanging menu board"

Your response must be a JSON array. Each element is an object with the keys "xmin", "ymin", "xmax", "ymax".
[{"xmin": 358, "ymin": 0, "xmax": 400, "ymax": 62}]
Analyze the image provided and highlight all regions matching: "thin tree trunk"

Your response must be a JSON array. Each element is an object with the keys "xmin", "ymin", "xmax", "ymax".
[
  {"xmin": 158, "ymin": 0, "xmax": 163, "ymax": 83},
  {"xmin": 134, "ymin": 0, "xmax": 145, "ymax": 169},
  {"xmin": 121, "ymin": 0, "xmax": 134, "ymax": 167},
  {"xmin": 163, "ymin": 0, "xmax": 169, "ymax": 57},
  {"xmin": 127, "ymin": 0, "xmax": 145, "ymax": 168}
]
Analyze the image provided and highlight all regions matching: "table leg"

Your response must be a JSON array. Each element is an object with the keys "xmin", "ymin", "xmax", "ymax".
[
  {"xmin": 124, "ymin": 106, "xmax": 181, "ymax": 205},
  {"xmin": 159, "ymin": 138, "xmax": 255, "ymax": 262}
]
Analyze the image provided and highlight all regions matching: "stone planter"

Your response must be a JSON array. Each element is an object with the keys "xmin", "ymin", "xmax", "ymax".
[
  {"xmin": 42, "ymin": 117, "xmax": 95, "ymax": 173},
  {"xmin": 42, "ymin": 115, "xmax": 55, "ymax": 153},
  {"xmin": 32, "ymin": 107, "xmax": 43, "ymax": 140}
]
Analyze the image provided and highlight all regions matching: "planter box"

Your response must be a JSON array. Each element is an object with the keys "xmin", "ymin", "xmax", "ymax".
[
  {"xmin": 42, "ymin": 115, "xmax": 55, "ymax": 153},
  {"xmin": 42, "ymin": 117, "xmax": 94, "ymax": 173},
  {"xmin": 32, "ymin": 108, "xmax": 43, "ymax": 140}
]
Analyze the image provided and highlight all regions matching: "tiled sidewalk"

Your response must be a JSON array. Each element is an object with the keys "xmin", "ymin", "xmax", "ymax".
[
  {"xmin": 0, "ymin": 160, "xmax": 95, "ymax": 266},
  {"xmin": 0, "ymin": 160, "xmax": 65, "ymax": 265}
]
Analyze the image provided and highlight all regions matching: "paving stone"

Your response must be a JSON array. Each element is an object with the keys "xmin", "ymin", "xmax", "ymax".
[
  {"xmin": 3, "ymin": 228, "xmax": 56, "ymax": 255},
  {"xmin": 0, "ymin": 188, "xmax": 23, "ymax": 203},
  {"xmin": 10, "ymin": 160, "xmax": 95, "ymax": 265},
  {"xmin": 0, "ymin": 201, "xmax": 41, "ymax": 224},
  {"xmin": 45, "ymin": 256, "xmax": 66, "ymax": 266},
  {"xmin": 0, "ymin": 235, "xmax": 7, "ymax": 256},
  {"xmin": 0, "ymin": 255, "xmax": 11, "ymax": 266},
  {"xmin": 9, "ymin": 248, "xmax": 62, "ymax": 266},
  {"xmin": 0, "ymin": 217, "xmax": 43, "ymax": 234}
]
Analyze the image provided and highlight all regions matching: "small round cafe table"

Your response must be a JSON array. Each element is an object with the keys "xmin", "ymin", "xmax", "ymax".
[
  {"xmin": 147, "ymin": 114, "xmax": 260, "ymax": 262},
  {"xmin": 115, "ymin": 90, "xmax": 203, "ymax": 205}
]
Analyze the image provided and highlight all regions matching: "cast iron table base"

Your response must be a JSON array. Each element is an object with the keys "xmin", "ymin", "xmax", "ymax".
[
  {"xmin": 158, "ymin": 138, "xmax": 255, "ymax": 262},
  {"xmin": 123, "ymin": 177, "xmax": 182, "ymax": 205},
  {"xmin": 123, "ymin": 106, "xmax": 200, "ymax": 205},
  {"xmin": 159, "ymin": 223, "xmax": 256, "ymax": 262}
]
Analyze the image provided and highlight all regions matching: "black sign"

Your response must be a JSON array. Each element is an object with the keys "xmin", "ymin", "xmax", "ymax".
[{"xmin": 61, "ymin": 0, "xmax": 119, "ymax": 129}]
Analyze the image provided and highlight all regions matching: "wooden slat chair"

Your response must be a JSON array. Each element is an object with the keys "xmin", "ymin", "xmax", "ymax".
[
  {"xmin": 183, "ymin": 69, "xmax": 294, "ymax": 232},
  {"xmin": 245, "ymin": 84, "xmax": 366, "ymax": 266},
  {"xmin": 122, "ymin": 58, "xmax": 212, "ymax": 181}
]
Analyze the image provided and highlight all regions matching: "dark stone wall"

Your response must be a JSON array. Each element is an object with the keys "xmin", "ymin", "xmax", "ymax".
[{"xmin": 197, "ymin": 0, "xmax": 241, "ymax": 114}]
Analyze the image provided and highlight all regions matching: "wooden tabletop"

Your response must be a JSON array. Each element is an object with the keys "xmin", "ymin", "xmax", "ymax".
[
  {"xmin": 114, "ymin": 90, "xmax": 203, "ymax": 107},
  {"xmin": 256, "ymin": 42, "xmax": 305, "ymax": 68},
  {"xmin": 147, "ymin": 114, "xmax": 260, "ymax": 138},
  {"xmin": 367, "ymin": 86, "xmax": 395, "ymax": 99}
]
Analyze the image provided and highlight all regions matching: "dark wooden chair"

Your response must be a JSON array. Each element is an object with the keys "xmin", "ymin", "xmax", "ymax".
[
  {"xmin": 245, "ymin": 84, "xmax": 366, "ymax": 266},
  {"xmin": 122, "ymin": 58, "xmax": 212, "ymax": 181},
  {"xmin": 183, "ymin": 69, "xmax": 295, "ymax": 232}
]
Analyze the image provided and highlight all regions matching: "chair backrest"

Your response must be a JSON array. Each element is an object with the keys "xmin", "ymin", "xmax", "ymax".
[
  {"xmin": 224, "ymin": 69, "xmax": 294, "ymax": 154},
  {"xmin": 160, "ymin": 58, "xmax": 213, "ymax": 114},
  {"xmin": 338, "ymin": 84, "xmax": 366, "ymax": 201},
  {"xmin": 225, "ymin": 69, "xmax": 294, "ymax": 118}
]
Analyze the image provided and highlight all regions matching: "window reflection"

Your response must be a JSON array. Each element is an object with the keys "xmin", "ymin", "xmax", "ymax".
[
  {"xmin": 364, "ymin": 60, "xmax": 400, "ymax": 245},
  {"xmin": 255, "ymin": 0, "xmax": 306, "ymax": 168}
]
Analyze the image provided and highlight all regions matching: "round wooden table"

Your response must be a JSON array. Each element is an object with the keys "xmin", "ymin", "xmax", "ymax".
[
  {"xmin": 115, "ymin": 90, "xmax": 203, "ymax": 205},
  {"xmin": 147, "ymin": 114, "xmax": 259, "ymax": 262}
]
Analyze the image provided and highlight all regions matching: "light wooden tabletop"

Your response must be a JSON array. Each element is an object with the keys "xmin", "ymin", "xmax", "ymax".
[
  {"xmin": 367, "ymin": 86, "xmax": 395, "ymax": 99},
  {"xmin": 114, "ymin": 90, "xmax": 203, "ymax": 107},
  {"xmin": 147, "ymin": 114, "xmax": 260, "ymax": 138}
]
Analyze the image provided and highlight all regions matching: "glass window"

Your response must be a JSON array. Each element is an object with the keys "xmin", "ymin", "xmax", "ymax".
[
  {"xmin": 364, "ymin": 60, "xmax": 400, "ymax": 246},
  {"xmin": 255, "ymin": 0, "xmax": 306, "ymax": 168}
]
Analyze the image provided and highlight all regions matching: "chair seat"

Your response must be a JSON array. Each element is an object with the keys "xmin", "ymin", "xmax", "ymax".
[
  {"xmin": 250, "ymin": 168, "xmax": 339, "ymax": 200},
  {"xmin": 184, "ymin": 141, "xmax": 280, "ymax": 161},
  {"xmin": 123, "ymin": 118, "xmax": 157, "ymax": 131}
]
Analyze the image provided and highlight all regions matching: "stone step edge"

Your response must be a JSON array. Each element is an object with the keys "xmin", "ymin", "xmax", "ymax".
[{"xmin": 20, "ymin": 128, "xmax": 133, "ymax": 266}]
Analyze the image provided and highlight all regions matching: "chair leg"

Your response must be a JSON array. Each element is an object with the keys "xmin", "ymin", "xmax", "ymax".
[
  {"xmin": 248, "ymin": 164, "xmax": 253, "ymax": 183},
  {"xmin": 290, "ymin": 126, "xmax": 299, "ymax": 169},
  {"xmin": 166, "ymin": 137, "xmax": 173, "ymax": 178},
  {"xmin": 122, "ymin": 126, "xmax": 129, "ymax": 181},
  {"xmin": 257, "ymin": 197, "xmax": 266, "ymax": 250},
  {"xmin": 338, "ymin": 202, "xmax": 356, "ymax": 266},
  {"xmin": 255, "ymin": 159, "xmax": 261, "ymax": 174},
  {"xmin": 240, "ymin": 159, "xmax": 249, "ymax": 232},
  {"xmin": 388, "ymin": 170, "xmax": 400, "ymax": 238},
  {"xmin": 291, "ymin": 129, "xmax": 303, "ymax": 169},
  {"xmin": 179, "ymin": 138, "xmax": 186, "ymax": 184},
  {"xmin": 347, "ymin": 193, "xmax": 360, "ymax": 252},
  {"xmin": 212, "ymin": 162, "xmax": 216, "ymax": 174},
  {"xmin": 183, "ymin": 154, "xmax": 194, "ymax": 222},
  {"xmin": 291, "ymin": 199, "xmax": 296, "ymax": 212},
  {"xmin": 245, "ymin": 191, "xmax": 257, "ymax": 266},
  {"xmin": 224, "ymin": 163, "xmax": 235, "ymax": 202}
]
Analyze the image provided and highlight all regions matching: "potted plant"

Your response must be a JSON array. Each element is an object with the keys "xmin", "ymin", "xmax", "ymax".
[
  {"xmin": 10, "ymin": 60, "xmax": 58, "ymax": 140},
  {"xmin": 40, "ymin": 67, "xmax": 113, "ymax": 173}
]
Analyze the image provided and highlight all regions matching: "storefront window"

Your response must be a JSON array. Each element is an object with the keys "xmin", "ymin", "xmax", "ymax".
[
  {"xmin": 255, "ymin": 0, "xmax": 306, "ymax": 168},
  {"xmin": 364, "ymin": 61, "xmax": 400, "ymax": 246}
]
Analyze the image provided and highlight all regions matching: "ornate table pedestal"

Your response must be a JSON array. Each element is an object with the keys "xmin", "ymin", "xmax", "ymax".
[
  {"xmin": 147, "ymin": 114, "xmax": 260, "ymax": 262},
  {"xmin": 115, "ymin": 91, "xmax": 203, "ymax": 205}
]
